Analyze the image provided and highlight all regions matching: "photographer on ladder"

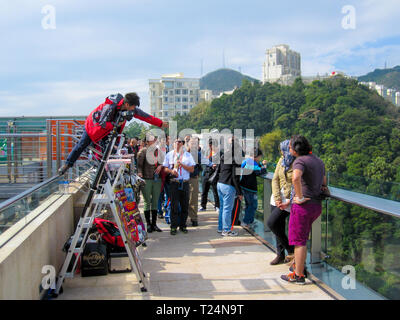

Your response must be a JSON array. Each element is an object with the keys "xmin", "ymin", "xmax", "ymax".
[{"xmin": 59, "ymin": 92, "xmax": 168, "ymax": 175}]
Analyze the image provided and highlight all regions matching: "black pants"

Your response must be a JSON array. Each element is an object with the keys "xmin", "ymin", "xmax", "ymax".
[
  {"xmin": 169, "ymin": 181, "xmax": 189, "ymax": 229},
  {"xmin": 201, "ymin": 175, "xmax": 220, "ymax": 209},
  {"xmin": 267, "ymin": 205, "xmax": 294, "ymax": 257}
]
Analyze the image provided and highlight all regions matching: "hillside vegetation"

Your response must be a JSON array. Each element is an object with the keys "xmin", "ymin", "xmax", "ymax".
[
  {"xmin": 358, "ymin": 65, "xmax": 400, "ymax": 91},
  {"xmin": 200, "ymin": 68, "xmax": 259, "ymax": 95}
]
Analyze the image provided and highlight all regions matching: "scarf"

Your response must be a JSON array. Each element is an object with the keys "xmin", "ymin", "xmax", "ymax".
[{"xmin": 280, "ymin": 139, "xmax": 294, "ymax": 172}]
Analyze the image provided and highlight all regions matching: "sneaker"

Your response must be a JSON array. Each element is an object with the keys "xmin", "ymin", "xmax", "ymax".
[
  {"xmin": 217, "ymin": 229, "xmax": 223, "ymax": 233},
  {"xmin": 221, "ymin": 230, "xmax": 238, "ymax": 237},
  {"xmin": 214, "ymin": 206, "xmax": 219, "ymax": 211},
  {"xmin": 180, "ymin": 227, "xmax": 188, "ymax": 234},
  {"xmin": 191, "ymin": 220, "xmax": 198, "ymax": 227},
  {"xmin": 170, "ymin": 228, "xmax": 177, "ymax": 235},
  {"xmin": 199, "ymin": 207, "xmax": 206, "ymax": 212},
  {"xmin": 157, "ymin": 212, "xmax": 164, "ymax": 219},
  {"xmin": 289, "ymin": 262, "xmax": 308, "ymax": 278},
  {"xmin": 241, "ymin": 222, "xmax": 249, "ymax": 228},
  {"xmin": 270, "ymin": 255, "xmax": 285, "ymax": 265},
  {"xmin": 280, "ymin": 272, "xmax": 305, "ymax": 285}
]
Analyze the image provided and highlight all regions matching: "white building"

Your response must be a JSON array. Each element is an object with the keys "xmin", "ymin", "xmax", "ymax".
[
  {"xmin": 262, "ymin": 44, "xmax": 301, "ymax": 85},
  {"xmin": 360, "ymin": 81, "xmax": 400, "ymax": 106},
  {"xmin": 149, "ymin": 73, "xmax": 200, "ymax": 122}
]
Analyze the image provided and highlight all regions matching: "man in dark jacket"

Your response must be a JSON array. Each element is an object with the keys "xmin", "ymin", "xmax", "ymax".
[
  {"xmin": 200, "ymin": 139, "xmax": 220, "ymax": 211},
  {"xmin": 59, "ymin": 92, "xmax": 168, "ymax": 175}
]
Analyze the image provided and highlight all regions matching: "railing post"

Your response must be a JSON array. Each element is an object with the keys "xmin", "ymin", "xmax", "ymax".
[
  {"xmin": 6, "ymin": 123, "xmax": 12, "ymax": 183},
  {"xmin": 56, "ymin": 121, "xmax": 61, "ymax": 170},
  {"xmin": 263, "ymin": 177, "xmax": 272, "ymax": 231},
  {"xmin": 311, "ymin": 214, "xmax": 322, "ymax": 264},
  {"xmin": 46, "ymin": 120, "xmax": 53, "ymax": 178}
]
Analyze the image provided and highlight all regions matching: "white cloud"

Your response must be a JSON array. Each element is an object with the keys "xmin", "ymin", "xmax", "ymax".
[{"xmin": 0, "ymin": 78, "xmax": 150, "ymax": 117}]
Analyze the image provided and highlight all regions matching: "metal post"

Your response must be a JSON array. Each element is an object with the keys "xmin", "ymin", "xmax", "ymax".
[
  {"xmin": 263, "ymin": 178, "xmax": 272, "ymax": 231},
  {"xmin": 311, "ymin": 215, "xmax": 322, "ymax": 264},
  {"xmin": 46, "ymin": 120, "xmax": 53, "ymax": 178},
  {"xmin": 6, "ymin": 124, "xmax": 12, "ymax": 183},
  {"xmin": 56, "ymin": 121, "xmax": 61, "ymax": 170}
]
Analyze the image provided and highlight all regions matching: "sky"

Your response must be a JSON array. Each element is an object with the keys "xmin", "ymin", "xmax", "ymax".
[{"xmin": 1, "ymin": 0, "xmax": 400, "ymax": 117}]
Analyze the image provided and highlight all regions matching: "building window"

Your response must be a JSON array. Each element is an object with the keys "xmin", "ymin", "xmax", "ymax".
[
  {"xmin": 164, "ymin": 81, "xmax": 173, "ymax": 89},
  {"xmin": 175, "ymin": 89, "xmax": 181, "ymax": 95},
  {"xmin": 164, "ymin": 97, "xmax": 168, "ymax": 102},
  {"xmin": 169, "ymin": 90, "xmax": 174, "ymax": 95},
  {"xmin": 183, "ymin": 105, "xmax": 188, "ymax": 109},
  {"xmin": 164, "ymin": 90, "xmax": 168, "ymax": 95},
  {"xmin": 189, "ymin": 90, "xmax": 193, "ymax": 95},
  {"xmin": 182, "ymin": 89, "xmax": 188, "ymax": 95},
  {"xmin": 175, "ymin": 97, "xmax": 181, "ymax": 102},
  {"xmin": 164, "ymin": 111, "xmax": 168, "ymax": 116},
  {"xmin": 190, "ymin": 97, "xmax": 194, "ymax": 102},
  {"xmin": 182, "ymin": 97, "xmax": 188, "ymax": 102}
]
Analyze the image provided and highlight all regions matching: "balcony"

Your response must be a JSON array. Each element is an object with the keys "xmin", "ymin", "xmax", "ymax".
[{"xmin": 0, "ymin": 122, "xmax": 399, "ymax": 300}]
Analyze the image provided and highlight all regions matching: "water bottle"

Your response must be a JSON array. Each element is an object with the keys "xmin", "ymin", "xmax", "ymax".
[{"xmin": 59, "ymin": 180, "xmax": 69, "ymax": 194}]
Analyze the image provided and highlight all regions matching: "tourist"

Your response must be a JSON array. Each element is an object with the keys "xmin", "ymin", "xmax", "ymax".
[
  {"xmin": 162, "ymin": 138, "xmax": 196, "ymax": 235},
  {"xmin": 267, "ymin": 140, "xmax": 295, "ymax": 265},
  {"xmin": 136, "ymin": 134, "xmax": 163, "ymax": 233},
  {"xmin": 280, "ymin": 135, "xmax": 326, "ymax": 285},
  {"xmin": 58, "ymin": 92, "xmax": 168, "ymax": 175},
  {"xmin": 200, "ymin": 139, "xmax": 220, "ymax": 211},
  {"xmin": 239, "ymin": 148, "xmax": 267, "ymax": 229},
  {"xmin": 186, "ymin": 137, "xmax": 203, "ymax": 227},
  {"xmin": 217, "ymin": 137, "xmax": 243, "ymax": 236}
]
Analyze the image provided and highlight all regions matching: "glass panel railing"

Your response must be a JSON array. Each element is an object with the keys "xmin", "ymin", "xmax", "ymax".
[
  {"xmin": 324, "ymin": 199, "xmax": 400, "ymax": 300},
  {"xmin": 0, "ymin": 176, "xmax": 63, "ymax": 237}
]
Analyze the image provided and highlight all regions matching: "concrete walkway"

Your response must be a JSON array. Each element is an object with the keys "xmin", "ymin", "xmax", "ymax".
[{"xmin": 58, "ymin": 201, "xmax": 335, "ymax": 300}]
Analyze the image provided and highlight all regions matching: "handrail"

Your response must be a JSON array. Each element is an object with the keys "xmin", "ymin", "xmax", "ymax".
[
  {"xmin": 260, "ymin": 173, "xmax": 400, "ymax": 219},
  {"xmin": 0, "ymin": 175, "xmax": 60, "ymax": 212}
]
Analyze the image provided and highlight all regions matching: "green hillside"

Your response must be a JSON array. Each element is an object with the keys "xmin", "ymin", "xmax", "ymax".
[
  {"xmin": 358, "ymin": 65, "xmax": 400, "ymax": 90},
  {"xmin": 200, "ymin": 68, "xmax": 260, "ymax": 94},
  {"xmin": 177, "ymin": 76, "xmax": 400, "ymax": 184}
]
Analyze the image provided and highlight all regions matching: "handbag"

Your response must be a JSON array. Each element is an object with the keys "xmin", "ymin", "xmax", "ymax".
[{"xmin": 207, "ymin": 165, "xmax": 220, "ymax": 185}]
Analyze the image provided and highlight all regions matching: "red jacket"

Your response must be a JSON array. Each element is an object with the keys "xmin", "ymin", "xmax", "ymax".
[{"xmin": 85, "ymin": 93, "xmax": 163, "ymax": 142}]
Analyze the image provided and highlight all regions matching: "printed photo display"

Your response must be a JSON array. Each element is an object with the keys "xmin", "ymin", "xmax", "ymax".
[{"xmin": 114, "ymin": 185, "xmax": 147, "ymax": 247}]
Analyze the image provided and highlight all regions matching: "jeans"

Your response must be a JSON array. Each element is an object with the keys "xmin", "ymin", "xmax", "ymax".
[
  {"xmin": 217, "ymin": 182, "xmax": 236, "ymax": 232},
  {"xmin": 267, "ymin": 205, "xmax": 294, "ymax": 257},
  {"xmin": 242, "ymin": 188, "xmax": 258, "ymax": 225},
  {"xmin": 66, "ymin": 129, "xmax": 92, "ymax": 166}
]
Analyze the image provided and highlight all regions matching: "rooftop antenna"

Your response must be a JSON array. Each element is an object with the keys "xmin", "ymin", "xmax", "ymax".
[
  {"xmin": 201, "ymin": 59, "xmax": 203, "ymax": 77},
  {"xmin": 222, "ymin": 49, "xmax": 225, "ymax": 69},
  {"xmin": 385, "ymin": 61, "xmax": 387, "ymax": 69}
]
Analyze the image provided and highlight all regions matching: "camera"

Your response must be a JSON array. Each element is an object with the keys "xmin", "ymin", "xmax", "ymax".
[{"xmin": 120, "ymin": 110, "xmax": 134, "ymax": 121}]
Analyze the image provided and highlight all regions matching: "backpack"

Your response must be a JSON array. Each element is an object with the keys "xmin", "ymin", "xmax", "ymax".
[{"xmin": 93, "ymin": 218, "xmax": 125, "ymax": 249}]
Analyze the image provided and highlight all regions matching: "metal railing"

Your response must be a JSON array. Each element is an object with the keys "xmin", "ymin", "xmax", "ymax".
[{"xmin": 0, "ymin": 118, "xmax": 86, "ymax": 201}]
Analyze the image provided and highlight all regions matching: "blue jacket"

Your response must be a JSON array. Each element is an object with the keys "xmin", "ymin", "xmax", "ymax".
[{"xmin": 239, "ymin": 158, "xmax": 267, "ymax": 192}]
